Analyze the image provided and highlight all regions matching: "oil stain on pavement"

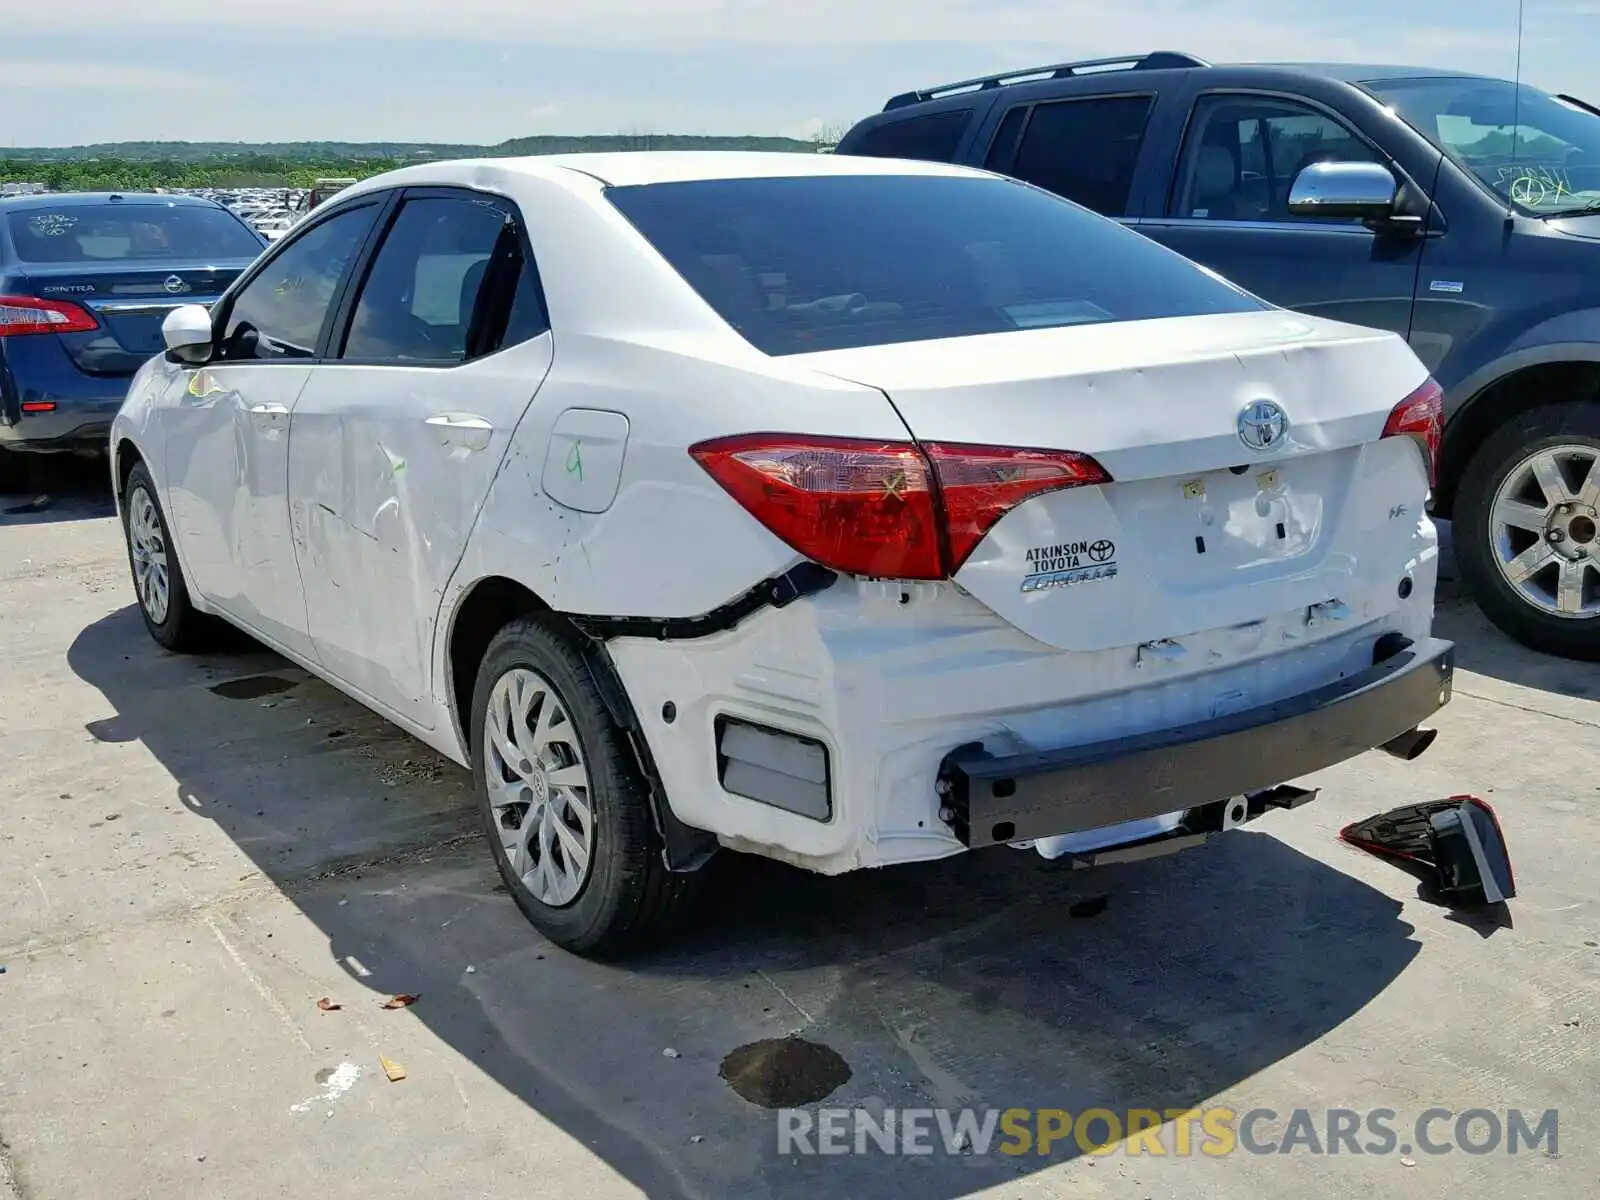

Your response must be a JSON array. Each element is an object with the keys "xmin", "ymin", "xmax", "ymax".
[{"xmin": 719, "ymin": 1037, "xmax": 852, "ymax": 1108}]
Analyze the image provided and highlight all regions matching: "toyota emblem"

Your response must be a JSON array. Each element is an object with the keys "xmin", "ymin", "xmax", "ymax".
[{"xmin": 1237, "ymin": 400, "xmax": 1289, "ymax": 451}]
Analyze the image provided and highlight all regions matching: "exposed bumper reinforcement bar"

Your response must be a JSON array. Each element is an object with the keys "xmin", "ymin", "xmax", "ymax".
[{"xmin": 938, "ymin": 635, "xmax": 1455, "ymax": 849}]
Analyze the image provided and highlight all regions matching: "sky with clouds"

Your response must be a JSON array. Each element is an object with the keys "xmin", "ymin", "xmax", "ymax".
[{"xmin": 4, "ymin": 0, "xmax": 1596, "ymax": 147}]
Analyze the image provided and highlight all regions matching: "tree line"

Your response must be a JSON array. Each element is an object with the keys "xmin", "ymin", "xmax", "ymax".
[
  {"xmin": 0, "ymin": 155, "xmax": 411, "ymax": 191},
  {"xmin": 0, "ymin": 133, "xmax": 830, "ymax": 191}
]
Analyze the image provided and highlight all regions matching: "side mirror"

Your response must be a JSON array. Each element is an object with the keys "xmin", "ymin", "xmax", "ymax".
[
  {"xmin": 1287, "ymin": 160, "xmax": 1400, "ymax": 221},
  {"xmin": 162, "ymin": 304, "xmax": 214, "ymax": 364}
]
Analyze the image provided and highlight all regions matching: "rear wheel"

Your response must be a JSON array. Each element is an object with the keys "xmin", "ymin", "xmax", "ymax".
[
  {"xmin": 470, "ymin": 617, "xmax": 696, "ymax": 955},
  {"xmin": 1454, "ymin": 402, "xmax": 1600, "ymax": 660},
  {"xmin": 121, "ymin": 463, "xmax": 217, "ymax": 652}
]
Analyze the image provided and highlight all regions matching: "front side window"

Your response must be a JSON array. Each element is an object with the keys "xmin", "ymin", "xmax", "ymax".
[
  {"xmin": 342, "ymin": 196, "xmax": 512, "ymax": 363},
  {"xmin": 217, "ymin": 203, "xmax": 378, "ymax": 360},
  {"xmin": 607, "ymin": 173, "xmax": 1265, "ymax": 357},
  {"xmin": 1006, "ymin": 95, "xmax": 1155, "ymax": 216},
  {"xmin": 1174, "ymin": 95, "xmax": 1380, "ymax": 222},
  {"xmin": 1366, "ymin": 76, "xmax": 1600, "ymax": 216},
  {"xmin": 5, "ymin": 203, "xmax": 263, "ymax": 264}
]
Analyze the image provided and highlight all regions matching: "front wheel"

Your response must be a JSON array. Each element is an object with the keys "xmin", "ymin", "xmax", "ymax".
[
  {"xmin": 1454, "ymin": 401, "xmax": 1600, "ymax": 660},
  {"xmin": 121, "ymin": 463, "xmax": 220, "ymax": 652},
  {"xmin": 470, "ymin": 617, "xmax": 697, "ymax": 955}
]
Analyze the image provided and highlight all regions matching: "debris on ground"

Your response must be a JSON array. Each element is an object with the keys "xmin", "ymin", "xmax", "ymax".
[
  {"xmin": 1341, "ymin": 795, "xmax": 1516, "ymax": 907},
  {"xmin": 289, "ymin": 1063, "xmax": 361, "ymax": 1115},
  {"xmin": 464, "ymin": 965, "xmax": 476, "ymax": 974},
  {"xmin": 317, "ymin": 998, "xmax": 341, "ymax": 1012},
  {"xmin": 3, "ymin": 495, "xmax": 52, "ymax": 515},
  {"xmin": 380, "ymin": 1055, "xmax": 407, "ymax": 1082},
  {"xmin": 380, "ymin": 994, "xmax": 419, "ymax": 1009},
  {"xmin": 662, "ymin": 1047, "xmax": 680, "ymax": 1058}
]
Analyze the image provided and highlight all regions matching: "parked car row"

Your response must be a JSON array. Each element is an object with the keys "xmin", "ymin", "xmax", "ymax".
[{"xmin": 174, "ymin": 187, "xmax": 306, "ymax": 241}]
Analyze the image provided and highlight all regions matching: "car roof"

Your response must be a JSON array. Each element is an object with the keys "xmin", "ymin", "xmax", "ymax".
[
  {"xmin": 867, "ymin": 55, "xmax": 1517, "ymax": 119},
  {"xmin": 343, "ymin": 150, "xmax": 983, "ymax": 200},
  {"xmin": 0, "ymin": 191, "xmax": 226, "ymax": 211},
  {"xmin": 1233, "ymin": 62, "xmax": 1505, "ymax": 86}
]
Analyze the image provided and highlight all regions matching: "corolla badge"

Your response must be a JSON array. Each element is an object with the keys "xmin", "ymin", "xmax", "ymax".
[
  {"xmin": 1237, "ymin": 400, "xmax": 1289, "ymax": 451},
  {"xmin": 163, "ymin": 275, "xmax": 191, "ymax": 295}
]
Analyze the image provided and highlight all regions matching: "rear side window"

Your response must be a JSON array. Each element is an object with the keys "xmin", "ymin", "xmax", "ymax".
[
  {"xmin": 984, "ymin": 106, "xmax": 1030, "ymax": 171},
  {"xmin": 848, "ymin": 110, "xmax": 973, "ymax": 162},
  {"xmin": 5, "ymin": 203, "xmax": 263, "ymax": 264},
  {"xmin": 342, "ymin": 196, "xmax": 507, "ymax": 363},
  {"xmin": 607, "ymin": 173, "xmax": 1264, "ymax": 357},
  {"xmin": 1007, "ymin": 95, "xmax": 1155, "ymax": 216},
  {"xmin": 341, "ymin": 195, "xmax": 549, "ymax": 364}
]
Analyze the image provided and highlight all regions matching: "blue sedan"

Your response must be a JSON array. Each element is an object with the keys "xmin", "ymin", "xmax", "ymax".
[{"xmin": 0, "ymin": 192, "xmax": 264, "ymax": 479}]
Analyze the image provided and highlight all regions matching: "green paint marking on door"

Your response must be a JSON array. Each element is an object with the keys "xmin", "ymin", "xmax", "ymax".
[{"xmin": 566, "ymin": 440, "xmax": 584, "ymax": 480}]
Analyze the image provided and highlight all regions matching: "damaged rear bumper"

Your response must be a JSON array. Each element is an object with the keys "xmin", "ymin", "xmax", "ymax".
[{"xmin": 937, "ymin": 635, "xmax": 1455, "ymax": 849}]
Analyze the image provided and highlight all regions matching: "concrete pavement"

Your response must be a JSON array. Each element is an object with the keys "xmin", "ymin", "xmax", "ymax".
[{"xmin": 0, "ymin": 470, "xmax": 1596, "ymax": 1199}]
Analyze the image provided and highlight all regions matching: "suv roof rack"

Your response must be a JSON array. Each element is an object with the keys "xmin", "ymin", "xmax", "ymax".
[{"xmin": 883, "ymin": 51, "xmax": 1209, "ymax": 110}]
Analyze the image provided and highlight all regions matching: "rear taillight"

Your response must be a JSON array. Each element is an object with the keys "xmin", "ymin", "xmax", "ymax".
[
  {"xmin": 924, "ymin": 442, "xmax": 1111, "ymax": 570},
  {"xmin": 0, "ymin": 295, "xmax": 99, "ymax": 337},
  {"xmin": 1381, "ymin": 376, "xmax": 1443, "ymax": 485},
  {"xmin": 689, "ymin": 433, "xmax": 1110, "ymax": 580}
]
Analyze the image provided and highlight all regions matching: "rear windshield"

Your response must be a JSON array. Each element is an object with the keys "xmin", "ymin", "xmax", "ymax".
[
  {"xmin": 5, "ymin": 203, "xmax": 263, "ymax": 264},
  {"xmin": 606, "ymin": 174, "xmax": 1266, "ymax": 356}
]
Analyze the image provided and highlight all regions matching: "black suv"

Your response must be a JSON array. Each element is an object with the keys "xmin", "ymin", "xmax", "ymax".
[{"xmin": 838, "ymin": 52, "xmax": 1600, "ymax": 660}]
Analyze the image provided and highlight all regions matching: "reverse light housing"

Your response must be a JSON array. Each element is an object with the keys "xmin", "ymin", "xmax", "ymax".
[
  {"xmin": 1381, "ymin": 376, "xmax": 1444, "ymax": 485},
  {"xmin": 0, "ymin": 295, "xmax": 100, "ymax": 337},
  {"xmin": 689, "ymin": 433, "xmax": 1111, "ymax": 580}
]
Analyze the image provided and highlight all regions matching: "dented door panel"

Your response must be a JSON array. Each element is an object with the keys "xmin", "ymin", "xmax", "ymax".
[{"xmin": 286, "ymin": 334, "xmax": 554, "ymax": 727}]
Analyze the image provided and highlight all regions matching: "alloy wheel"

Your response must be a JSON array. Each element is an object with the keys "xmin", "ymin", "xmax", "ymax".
[
  {"xmin": 1489, "ymin": 443, "xmax": 1600, "ymax": 619},
  {"xmin": 128, "ymin": 485, "xmax": 171, "ymax": 625},
  {"xmin": 483, "ymin": 667, "xmax": 595, "ymax": 907}
]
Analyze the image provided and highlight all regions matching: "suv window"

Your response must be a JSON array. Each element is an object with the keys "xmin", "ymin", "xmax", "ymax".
[
  {"xmin": 607, "ymin": 174, "xmax": 1264, "ymax": 357},
  {"xmin": 849, "ymin": 110, "xmax": 973, "ymax": 163},
  {"xmin": 342, "ymin": 195, "xmax": 513, "ymax": 363},
  {"xmin": 1174, "ymin": 95, "xmax": 1381, "ymax": 222},
  {"xmin": 1004, "ymin": 95, "xmax": 1154, "ymax": 216},
  {"xmin": 217, "ymin": 203, "xmax": 378, "ymax": 360}
]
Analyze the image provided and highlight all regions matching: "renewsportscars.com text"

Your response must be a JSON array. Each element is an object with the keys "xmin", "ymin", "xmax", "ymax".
[{"xmin": 777, "ymin": 1107, "xmax": 1560, "ymax": 1158}]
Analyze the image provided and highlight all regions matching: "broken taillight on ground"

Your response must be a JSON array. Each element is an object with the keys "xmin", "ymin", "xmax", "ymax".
[{"xmin": 1340, "ymin": 795, "xmax": 1515, "ymax": 906}]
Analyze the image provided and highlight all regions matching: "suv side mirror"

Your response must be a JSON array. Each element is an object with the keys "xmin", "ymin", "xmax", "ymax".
[
  {"xmin": 1287, "ymin": 160, "xmax": 1400, "ymax": 221},
  {"xmin": 162, "ymin": 304, "xmax": 214, "ymax": 364}
]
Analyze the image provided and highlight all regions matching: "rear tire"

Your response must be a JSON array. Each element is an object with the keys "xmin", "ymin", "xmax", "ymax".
[
  {"xmin": 470, "ymin": 616, "xmax": 696, "ymax": 956},
  {"xmin": 1454, "ymin": 401, "xmax": 1600, "ymax": 661},
  {"xmin": 121, "ymin": 463, "xmax": 219, "ymax": 653}
]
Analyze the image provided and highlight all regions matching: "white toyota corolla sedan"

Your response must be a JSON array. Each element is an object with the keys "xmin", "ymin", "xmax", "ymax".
[{"xmin": 112, "ymin": 151, "xmax": 1455, "ymax": 955}]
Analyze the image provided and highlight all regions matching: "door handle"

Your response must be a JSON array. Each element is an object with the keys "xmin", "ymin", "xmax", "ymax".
[
  {"xmin": 248, "ymin": 402, "xmax": 289, "ymax": 419},
  {"xmin": 424, "ymin": 412, "xmax": 494, "ymax": 452}
]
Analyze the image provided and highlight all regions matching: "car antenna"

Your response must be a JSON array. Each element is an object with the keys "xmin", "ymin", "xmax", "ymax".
[{"xmin": 1506, "ymin": 0, "xmax": 1526, "ymax": 227}]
